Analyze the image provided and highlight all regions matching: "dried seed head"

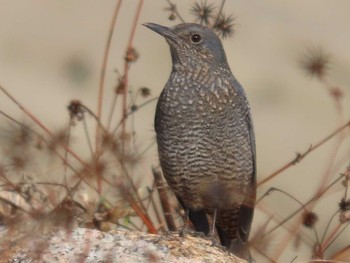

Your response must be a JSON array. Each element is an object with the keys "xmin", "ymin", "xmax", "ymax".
[
  {"xmin": 67, "ymin": 100, "xmax": 85, "ymax": 121},
  {"xmin": 164, "ymin": 2, "xmax": 177, "ymax": 21},
  {"xmin": 300, "ymin": 47, "xmax": 331, "ymax": 79},
  {"xmin": 339, "ymin": 210, "xmax": 350, "ymax": 224},
  {"xmin": 339, "ymin": 198, "xmax": 350, "ymax": 212},
  {"xmin": 213, "ymin": 13, "xmax": 235, "ymax": 39},
  {"xmin": 115, "ymin": 76, "xmax": 126, "ymax": 95},
  {"xmin": 140, "ymin": 87, "xmax": 151, "ymax": 98},
  {"xmin": 13, "ymin": 125, "xmax": 33, "ymax": 147},
  {"xmin": 125, "ymin": 47, "xmax": 139, "ymax": 63},
  {"xmin": 191, "ymin": 1, "xmax": 215, "ymax": 26},
  {"xmin": 168, "ymin": 12, "xmax": 176, "ymax": 21},
  {"xmin": 47, "ymin": 129, "xmax": 69, "ymax": 153},
  {"xmin": 10, "ymin": 154, "xmax": 29, "ymax": 171},
  {"xmin": 302, "ymin": 211, "xmax": 318, "ymax": 228},
  {"xmin": 130, "ymin": 104, "xmax": 138, "ymax": 112},
  {"xmin": 102, "ymin": 133, "xmax": 119, "ymax": 152}
]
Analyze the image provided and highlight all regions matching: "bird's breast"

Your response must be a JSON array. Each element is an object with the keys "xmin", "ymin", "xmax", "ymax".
[{"xmin": 155, "ymin": 74, "xmax": 253, "ymax": 210}]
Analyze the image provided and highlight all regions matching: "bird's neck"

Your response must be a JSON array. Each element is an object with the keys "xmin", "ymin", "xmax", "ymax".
[{"xmin": 172, "ymin": 62, "xmax": 231, "ymax": 85}]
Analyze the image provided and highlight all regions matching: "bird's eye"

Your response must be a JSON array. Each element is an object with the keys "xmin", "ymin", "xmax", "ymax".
[{"xmin": 191, "ymin": 34, "xmax": 202, "ymax": 43}]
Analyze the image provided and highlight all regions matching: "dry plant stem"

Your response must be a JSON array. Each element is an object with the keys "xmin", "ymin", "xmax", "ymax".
[
  {"xmin": 113, "ymin": 97, "xmax": 158, "ymax": 134},
  {"xmin": 270, "ymin": 170, "xmax": 348, "ymax": 260},
  {"xmin": 0, "ymin": 88, "xmax": 112, "ymax": 198},
  {"xmin": 257, "ymin": 202, "xmax": 313, "ymax": 246},
  {"xmin": 82, "ymin": 117, "xmax": 94, "ymax": 157},
  {"xmin": 137, "ymin": 140, "xmax": 157, "ymax": 158},
  {"xmin": 320, "ymin": 76, "xmax": 344, "ymax": 124},
  {"xmin": 63, "ymin": 120, "xmax": 73, "ymax": 186},
  {"xmin": 152, "ymin": 167, "xmax": 177, "ymax": 231},
  {"xmin": 253, "ymin": 246, "xmax": 277, "ymax": 263},
  {"xmin": 266, "ymin": 172, "xmax": 345, "ymax": 236},
  {"xmin": 313, "ymin": 136, "xmax": 343, "ymax": 203},
  {"xmin": 320, "ymin": 209, "xmax": 340, "ymax": 245},
  {"xmin": 80, "ymin": 103, "xmax": 108, "ymax": 193},
  {"xmin": 119, "ymin": 182, "xmax": 157, "ymax": 234},
  {"xmin": 120, "ymin": 0, "xmax": 144, "ymax": 152},
  {"xmin": 0, "ymin": 196, "xmax": 30, "ymax": 213},
  {"xmin": 212, "ymin": 0, "xmax": 226, "ymax": 26},
  {"xmin": 96, "ymin": 0, "xmax": 123, "ymax": 152},
  {"xmin": 260, "ymin": 187, "xmax": 308, "ymax": 213},
  {"xmin": 120, "ymin": 164, "xmax": 149, "ymax": 216},
  {"xmin": 330, "ymin": 244, "xmax": 350, "ymax": 260},
  {"xmin": 320, "ymin": 222, "xmax": 350, "ymax": 254},
  {"xmin": 147, "ymin": 185, "xmax": 166, "ymax": 232},
  {"xmin": 81, "ymin": 104, "xmax": 108, "ymax": 135},
  {"xmin": 318, "ymin": 168, "xmax": 350, "ymax": 255},
  {"xmin": 258, "ymin": 119, "xmax": 350, "ymax": 187},
  {"xmin": 166, "ymin": 0, "xmax": 185, "ymax": 23},
  {"xmin": 106, "ymin": 91, "xmax": 119, "ymax": 131},
  {"xmin": 126, "ymin": 219, "xmax": 142, "ymax": 231},
  {"xmin": 0, "ymin": 85, "xmax": 89, "ymax": 168},
  {"xmin": 272, "ymin": 216, "xmax": 305, "ymax": 261}
]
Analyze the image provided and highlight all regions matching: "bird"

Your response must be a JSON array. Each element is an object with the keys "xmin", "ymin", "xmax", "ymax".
[{"xmin": 144, "ymin": 22, "xmax": 256, "ymax": 261}]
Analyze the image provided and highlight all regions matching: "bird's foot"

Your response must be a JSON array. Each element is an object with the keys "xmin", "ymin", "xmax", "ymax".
[
  {"xmin": 204, "ymin": 234, "xmax": 223, "ymax": 249},
  {"xmin": 192, "ymin": 231, "xmax": 205, "ymax": 238},
  {"xmin": 179, "ymin": 228, "xmax": 205, "ymax": 238}
]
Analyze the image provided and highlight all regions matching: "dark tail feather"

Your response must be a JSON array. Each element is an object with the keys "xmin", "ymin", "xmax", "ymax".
[
  {"xmin": 230, "ymin": 238, "xmax": 252, "ymax": 262},
  {"xmin": 216, "ymin": 225, "xmax": 252, "ymax": 262},
  {"xmin": 177, "ymin": 197, "xmax": 210, "ymax": 234}
]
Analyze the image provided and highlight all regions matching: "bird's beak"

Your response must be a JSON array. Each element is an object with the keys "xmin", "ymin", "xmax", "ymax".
[{"xmin": 143, "ymin": 23, "xmax": 179, "ymax": 43}]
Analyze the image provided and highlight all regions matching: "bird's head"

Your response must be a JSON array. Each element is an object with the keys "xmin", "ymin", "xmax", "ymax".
[{"xmin": 144, "ymin": 23, "xmax": 229, "ymax": 70}]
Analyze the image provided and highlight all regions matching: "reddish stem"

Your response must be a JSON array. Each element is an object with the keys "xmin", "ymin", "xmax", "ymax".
[
  {"xmin": 120, "ymin": 0, "xmax": 144, "ymax": 151},
  {"xmin": 258, "ymin": 120, "xmax": 350, "ymax": 187},
  {"xmin": 96, "ymin": 0, "xmax": 123, "ymax": 152}
]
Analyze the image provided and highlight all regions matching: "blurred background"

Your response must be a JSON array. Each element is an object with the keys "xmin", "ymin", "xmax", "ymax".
[{"xmin": 1, "ymin": 1, "xmax": 350, "ymax": 262}]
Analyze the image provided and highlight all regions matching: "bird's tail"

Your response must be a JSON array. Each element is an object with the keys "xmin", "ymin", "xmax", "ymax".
[
  {"xmin": 216, "ymin": 201, "xmax": 255, "ymax": 262},
  {"xmin": 216, "ymin": 225, "xmax": 252, "ymax": 262},
  {"xmin": 229, "ymin": 238, "xmax": 252, "ymax": 263}
]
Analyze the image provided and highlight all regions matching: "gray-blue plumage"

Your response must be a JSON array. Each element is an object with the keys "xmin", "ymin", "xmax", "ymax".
[{"xmin": 144, "ymin": 22, "xmax": 256, "ymax": 261}]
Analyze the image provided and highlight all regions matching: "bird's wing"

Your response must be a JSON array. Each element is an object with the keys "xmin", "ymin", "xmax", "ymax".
[
  {"xmin": 222, "ymin": 77, "xmax": 256, "ymax": 261},
  {"xmin": 230, "ymin": 76, "xmax": 256, "ymax": 243},
  {"xmin": 237, "ymin": 109, "xmax": 256, "ymax": 243}
]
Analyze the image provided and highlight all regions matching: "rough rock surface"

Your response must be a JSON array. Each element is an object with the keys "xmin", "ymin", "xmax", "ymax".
[{"xmin": 1, "ymin": 227, "xmax": 245, "ymax": 263}]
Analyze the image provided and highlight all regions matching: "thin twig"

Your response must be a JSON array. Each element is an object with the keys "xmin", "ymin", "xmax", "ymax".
[
  {"xmin": 82, "ymin": 117, "xmax": 94, "ymax": 157},
  {"xmin": 106, "ymin": 89, "xmax": 119, "ymax": 131},
  {"xmin": 0, "ymin": 90, "xmax": 113, "ymax": 199},
  {"xmin": 147, "ymin": 185, "xmax": 166, "ymax": 232},
  {"xmin": 265, "ymin": 172, "xmax": 345, "ymax": 235},
  {"xmin": 320, "ymin": 209, "xmax": 340, "ymax": 245},
  {"xmin": 320, "ymin": 222, "xmax": 350, "ymax": 253},
  {"xmin": 96, "ymin": 0, "xmax": 123, "ymax": 152},
  {"xmin": 120, "ymin": 0, "xmax": 144, "ymax": 152},
  {"xmin": 0, "ymin": 84, "xmax": 89, "ymax": 168},
  {"xmin": 213, "ymin": 0, "xmax": 226, "ymax": 26},
  {"xmin": 152, "ymin": 167, "xmax": 177, "ymax": 231},
  {"xmin": 258, "ymin": 120, "xmax": 350, "ymax": 187},
  {"xmin": 118, "ymin": 180, "xmax": 157, "ymax": 234},
  {"xmin": 63, "ymin": 120, "xmax": 73, "ymax": 186},
  {"xmin": 113, "ymin": 97, "xmax": 158, "ymax": 134},
  {"xmin": 166, "ymin": 0, "xmax": 185, "ymax": 23}
]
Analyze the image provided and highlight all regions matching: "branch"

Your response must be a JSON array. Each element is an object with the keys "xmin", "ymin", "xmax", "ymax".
[{"xmin": 258, "ymin": 120, "xmax": 350, "ymax": 187}]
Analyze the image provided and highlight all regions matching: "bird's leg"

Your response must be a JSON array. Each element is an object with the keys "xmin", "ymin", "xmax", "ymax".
[
  {"xmin": 179, "ymin": 208, "xmax": 190, "ymax": 237},
  {"xmin": 207, "ymin": 208, "xmax": 222, "ymax": 248},
  {"xmin": 209, "ymin": 208, "xmax": 217, "ymax": 236}
]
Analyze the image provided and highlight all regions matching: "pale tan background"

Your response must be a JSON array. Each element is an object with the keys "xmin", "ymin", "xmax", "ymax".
[{"xmin": 1, "ymin": 1, "xmax": 350, "ymax": 262}]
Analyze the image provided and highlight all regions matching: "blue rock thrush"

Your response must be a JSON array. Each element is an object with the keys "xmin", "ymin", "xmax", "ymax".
[{"xmin": 144, "ymin": 22, "xmax": 256, "ymax": 261}]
